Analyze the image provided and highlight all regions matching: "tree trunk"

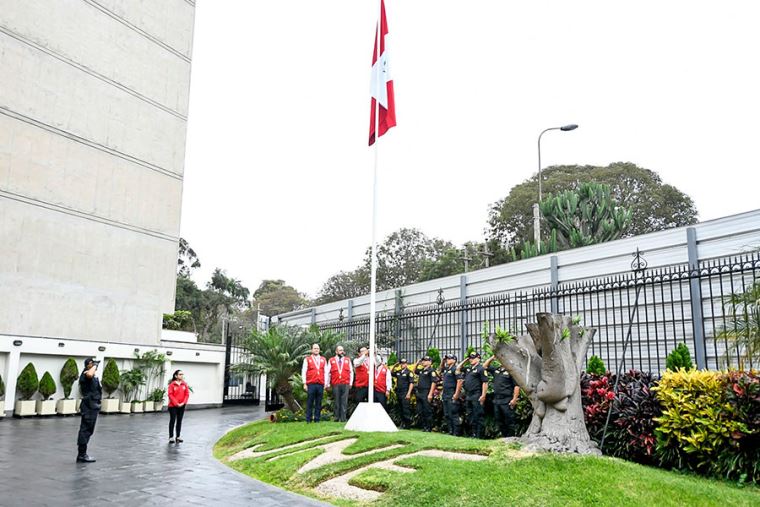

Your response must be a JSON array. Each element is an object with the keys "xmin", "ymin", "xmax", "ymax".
[
  {"xmin": 277, "ymin": 381, "xmax": 301, "ymax": 413},
  {"xmin": 492, "ymin": 313, "xmax": 600, "ymax": 455}
]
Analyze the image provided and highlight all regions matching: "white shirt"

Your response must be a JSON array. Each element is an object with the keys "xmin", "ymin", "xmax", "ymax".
[{"xmin": 301, "ymin": 354, "xmax": 327, "ymax": 385}]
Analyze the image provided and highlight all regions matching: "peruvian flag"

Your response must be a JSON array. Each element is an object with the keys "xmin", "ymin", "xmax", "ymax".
[{"xmin": 368, "ymin": 0, "xmax": 396, "ymax": 146}]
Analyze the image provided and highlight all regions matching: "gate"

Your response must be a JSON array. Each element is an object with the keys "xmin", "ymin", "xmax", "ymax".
[{"xmin": 222, "ymin": 320, "xmax": 261, "ymax": 405}]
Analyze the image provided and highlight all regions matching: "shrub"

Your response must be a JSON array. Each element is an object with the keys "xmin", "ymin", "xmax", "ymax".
[
  {"xmin": 665, "ymin": 342, "xmax": 693, "ymax": 371},
  {"xmin": 654, "ymin": 369, "xmax": 742, "ymax": 475},
  {"xmin": 119, "ymin": 368, "xmax": 146, "ymax": 402},
  {"xmin": 16, "ymin": 363, "xmax": 39, "ymax": 400},
  {"xmin": 150, "ymin": 388, "xmax": 166, "ymax": 403},
  {"xmin": 581, "ymin": 372, "xmax": 615, "ymax": 444},
  {"xmin": 608, "ymin": 370, "xmax": 660, "ymax": 465},
  {"xmin": 0, "ymin": 373, "xmax": 5, "ymax": 398},
  {"xmin": 59, "ymin": 358, "xmax": 79, "ymax": 399},
  {"xmin": 387, "ymin": 352, "xmax": 398, "ymax": 366},
  {"xmin": 718, "ymin": 370, "xmax": 760, "ymax": 483},
  {"xmin": 586, "ymin": 355, "xmax": 606, "ymax": 375},
  {"xmin": 39, "ymin": 371, "xmax": 57, "ymax": 400},
  {"xmin": 162, "ymin": 310, "xmax": 193, "ymax": 331},
  {"xmin": 513, "ymin": 389, "xmax": 533, "ymax": 435},
  {"xmin": 427, "ymin": 347, "xmax": 441, "ymax": 369},
  {"xmin": 101, "ymin": 358, "xmax": 120, "ymax": 397}
]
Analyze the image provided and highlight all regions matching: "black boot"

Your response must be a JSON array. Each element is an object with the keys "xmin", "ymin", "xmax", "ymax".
[{"xmin": 76, "ymin": 454, "xmax": 96, "ymax": 463}]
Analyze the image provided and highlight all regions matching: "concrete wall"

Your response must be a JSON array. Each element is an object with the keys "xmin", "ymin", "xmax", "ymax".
[
  {"xmin": 1, "ymin": 332, "xmax": 225, "ymax": 415},
  {"xmin": 277, "ymin": 209, "xmax": 760, "ymax": 326},
  {"xmin": 0, "ymin": 1, "xmax": 195, "ymax": 345}
]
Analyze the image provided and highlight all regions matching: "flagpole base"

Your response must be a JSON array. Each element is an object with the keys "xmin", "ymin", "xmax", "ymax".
[{"xmin": 344, "ymin": 402, "xmax": 398, "ymax": 432}]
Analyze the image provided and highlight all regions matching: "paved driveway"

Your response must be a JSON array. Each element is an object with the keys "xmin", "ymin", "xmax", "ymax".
[{"xmin": 0, "ymin": 406, "xmax": 329, "ymax": 507}]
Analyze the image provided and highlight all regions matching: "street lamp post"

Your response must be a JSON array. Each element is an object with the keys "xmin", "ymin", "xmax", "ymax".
[{"xmin": 534, "ymin": 124, "xmax": 578, "ymax": 250}]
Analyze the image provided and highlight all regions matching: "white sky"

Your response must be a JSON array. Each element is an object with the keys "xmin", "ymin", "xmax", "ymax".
[{"xmin": 181, "ymin": 0, "xmax": 760, "ymax": 298}]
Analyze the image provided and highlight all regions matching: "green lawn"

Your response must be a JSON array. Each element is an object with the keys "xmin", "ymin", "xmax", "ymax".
[{"xmin": 214, "ymin": 420, "xmax": 760, "ymax": 506}]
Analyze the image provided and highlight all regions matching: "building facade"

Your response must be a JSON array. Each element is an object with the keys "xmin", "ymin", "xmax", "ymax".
[{"xmin": 0, "ymin": 1, "xmax": 225, "ymax": 413}]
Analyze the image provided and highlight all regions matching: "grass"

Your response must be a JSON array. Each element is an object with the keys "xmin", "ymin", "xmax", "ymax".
[{"xmin": 215, "ymin": 420, "xmax": 760, "ymax": 506}]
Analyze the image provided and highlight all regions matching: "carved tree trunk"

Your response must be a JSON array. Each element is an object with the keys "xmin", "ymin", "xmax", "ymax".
[{"xmin": 492, "ymin": 313, "xmax": 600, "ymax": 455}]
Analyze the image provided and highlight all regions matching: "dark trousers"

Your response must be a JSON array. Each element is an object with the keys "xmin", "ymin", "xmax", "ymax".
[
  {"xmin": 466, "ymin": 399, "xmax": 485, "ymax": 438},
  {"xmin": 169, "ymin": 406, "xmax": 186, "ymax": 438},
  {"xmin": 372, "ymin": 390, "xmax": 387, "ymax": 411},
  {"xmin": 416, "ymin": 393, "xmax": 433, "ymax": 431},
  {"xmin": 306, "ymin": 383, "xmax": 324, "ymax": 422},
  {"xmin": 396, "ymin": 392, "xmax": 412, "ymax": 428},
  {"xmin": 494, "ymin": 401, "xmax": 517, "ymax": 437},
  {"xmin": 354, "ymin": 386, "xmax": 368, "ymax": 403},
  {"xmin": 442, "ymin": 394, "xmax": 461, "ymax": 435},
  {"xmin": 332, "ymin": 384, "xmax": 349, "ymax": 422},
  {"xmin": 77, "ymin": 409, "xmax": 99, "ymax": 455}
]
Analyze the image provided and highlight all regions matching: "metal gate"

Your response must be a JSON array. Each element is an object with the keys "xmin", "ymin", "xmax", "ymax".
[{"xmin": 222, "ymin": 320, "xmax": 261, "ymax": 405}]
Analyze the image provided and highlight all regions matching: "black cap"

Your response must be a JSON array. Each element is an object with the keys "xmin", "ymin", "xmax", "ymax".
[
  {"xmin": 83, "ymin": 357, "xmax": 95, "ymax": 368},
  {"xmin": 448, "ymin": 354, "xmax": 458, "ymax": 361},
  {"xmin": 468, "ymin": 352, "xmax": 481, "ymax": 359},
  {"xmin": 400, "ymin": 358, "xmax": 408, "ymax": 363},
  {"xmin": 421, "ymin": 355, "xmax": 432, "ymax": 362}
]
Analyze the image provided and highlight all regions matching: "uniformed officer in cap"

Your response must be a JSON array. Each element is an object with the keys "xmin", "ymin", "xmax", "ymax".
[
  {"xmin": 76, "ymin": 357, "xmax": 102, "ymax": 462},
  {"xmin": 483, "ymin": 355, "xmax": 520, "ymax": 437},
  {"xmin": 439, "ymin": 354, "xmax": 463, "ymax": 436},
  {"xmin": 461, "ymin": 352, "xmax": 488, "ymax": 438},
  {"xmin": 413, "ymin": 355, "xmax": 438, "ymax": 432},
  {"xmin": 391, "ymin": 359, "xmax": 414, "ymax": 428}
]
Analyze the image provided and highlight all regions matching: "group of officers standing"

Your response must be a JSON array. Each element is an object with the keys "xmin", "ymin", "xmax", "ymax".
[{"xmin": 301, "ymin": 344, "xmax": 520, "ymax": 438}]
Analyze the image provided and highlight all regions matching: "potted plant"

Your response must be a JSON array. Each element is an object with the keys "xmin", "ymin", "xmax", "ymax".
[
  {"xmin": 119, "ymin": 368, "xmax": 145, "ymax": 413},
  {"xmin": 135, "ymin": 350, "xmax": 166, "ymax": 413},
  {"xmin": 0, "ymin": 373, "xmax": 5, "ymax": 418},
  {"xmin": 150, "ymin": 388, "xmax": 166, "ymax": 411},
  {"xmin": 36, "ymin": 371, "xmax": 57, "ymax": 416},
  {"xmin": 100, "ymin": 358, "xmax": 121, "ymax": 413},
  {"xmin": 57, "ymin": 358, "xmax": 79, "ymax": 415},
  {"xmin": 15, "ymin": 363, "xmax": 39, "ymax": 416}
]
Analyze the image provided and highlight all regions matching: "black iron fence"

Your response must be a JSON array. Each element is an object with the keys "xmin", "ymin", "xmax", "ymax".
[
  {"xmin": 223, "ymin": 322, "xmax": 261, "ymax": 405},
  {"xmin": 318, "ymin": 251, "xmax": 760, "ymax": 374}
]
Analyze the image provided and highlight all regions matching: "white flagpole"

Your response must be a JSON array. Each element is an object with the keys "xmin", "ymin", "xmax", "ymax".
[{"xmin": 367, "ymin": 0, "xmax": 382, "ymax": 405}]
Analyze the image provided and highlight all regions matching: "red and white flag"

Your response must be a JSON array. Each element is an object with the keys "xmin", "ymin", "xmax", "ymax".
[{"xmin": 368, "ymin": 0, "xmax": 396, "ymax": 146}]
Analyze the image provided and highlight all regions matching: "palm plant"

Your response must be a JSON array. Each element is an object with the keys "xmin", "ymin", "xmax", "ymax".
[
  {"xmin": 303, "ymin": 325, "xmax": 346, "ymax": 359},
  {"xmin": 718, "ymin": 280, "xmax": 760, "ymax": 369},
  {"xmin": 232, "ymin": 325, "xmax": 309, "ymax": 413}
]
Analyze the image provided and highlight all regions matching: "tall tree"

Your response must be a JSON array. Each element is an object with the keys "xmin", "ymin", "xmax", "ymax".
[
  {"xmin": 487, "ymin": 162, "xmax": 698, "ymax": 247},
  {"xmin": 252, "ymin": 280, "xmax": 308, "ymax": 317},
  {"xmin": 313, "ymin": 268, "xmax": 370, "ymax": 306},
  {"xmin": 177, "ymin": 237, "xmax": 201, "ymax": 276},
  {"xmin": 417, "ymin": 240, "xmax": 509, "ymax": 282}
]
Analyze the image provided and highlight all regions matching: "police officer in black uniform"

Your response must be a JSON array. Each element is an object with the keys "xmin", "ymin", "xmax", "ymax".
[
  {"xmin": 76, "ymin": 357, "xmax": 102, "ymax": 463},
  {"xmin": 440, "ymin": 354, "xmax": 463, "ymax": 435},
  {"xmin": 391, "ymin": 359, "xmax": 415, "ymax": 428},
  {"xmin": 484, "ymin": 355, "xmax": 520, "ymax": 437},
  {"xmin": 461, "ymin": 352, "xmax": 488, "ymax": 438},
  {"xmin": 414, "ymin": 356, "xmax": 438, "ymax": 432}
]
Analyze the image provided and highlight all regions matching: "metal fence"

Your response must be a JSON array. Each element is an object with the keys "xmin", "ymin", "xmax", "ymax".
[{"xmin": 317, "ymin": 250, "xmax": 760, "ymax": 374}]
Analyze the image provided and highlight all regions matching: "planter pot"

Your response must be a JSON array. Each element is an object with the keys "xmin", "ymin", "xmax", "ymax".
[
  {"xmin": 15, "ymin": 400, "xmax": 37, "ymax": 417},
  {"xmin": 56, "ymin": 399, "xmax": 77, "ymax": 415},
  {"xmin": 119, "ymin": 401, "xmax": 132, "ymax": 414},
  {"xmin": 131, "ymin": 402, "xmax": 143, "ymax": 413},
  {"xmin": 76, "ymin": 398, "xmax": 82, "ymax": 413},
  {"xmin": 153, "ymin": 401, "xmax": 164, "ymax": 412},
  {"xmin": 0, "ymin": 401, "xmax": 5, "ymax": 417},
  {"xmin": 143, "ymin": 401, "xmax": 154, "ymax": 413},
  {"xmin": 101, "ymin": 398, "xmax": 120, "ymax": 414},
  {"xmin": 36, "ymin": 399, "xmax": 57, "ymax": 416}
]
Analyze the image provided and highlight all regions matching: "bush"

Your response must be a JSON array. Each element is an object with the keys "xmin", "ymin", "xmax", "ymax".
[
  {"xmin": 102, "ymin": 358, "xmax": 121, "ymax": 397},
  {"xmin": 150, "ymin": 388, "xmax": 166, "ymax": 403},
  {"xmin": 654, "ymin": 369, "xmax": 742, "ymax": 476},
  {"xmin": 427, "ymin": 348, "xmax": 441, "ymax": 369},
  {"xmin": 162, "ymin": 310, "xmax": 193, "ymax": 331},
  {"xmin": 608, "ymin": 370, "xmax": 660, "ymax": 465},
  {"xmin": 0, "ymin": 373, "xmax": 5, "ymax": 398},
  {"xmin": 586, "ymin": 355, "xmax": 606, "ymax": 375},
  {"xmin": 387, "ymin": 352, "xmax": 398, "ymax": 366},
  {"xmin": 665, "ymin": 342, "xmax": 693, "ymax": 371},
  {"xmin": 60, "ymin": 358, "xmax": 79, "ymax": 399},
  {"xmin": 16, "ymin": 363, "xmax": 39, "ymax": 400},
  {"xmin": 582, "ymin": 372, "xmax": 615, "ymax": 443},
  {"xmin": 718, "ymin": 371, "xmax": 760, "ymax": 483},
  {"xmin": 38, "ymin": 371, "xmax": 57, "ymax": 400}
]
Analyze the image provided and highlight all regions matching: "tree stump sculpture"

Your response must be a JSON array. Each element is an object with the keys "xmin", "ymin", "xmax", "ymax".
[{"xmin": 491, "ymin": 313, "xmax": 601, "ymax": 455}]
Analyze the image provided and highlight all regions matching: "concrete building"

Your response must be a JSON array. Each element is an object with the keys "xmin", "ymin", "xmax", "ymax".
[{"xmin": 0, "ymin": 1, "xmax": 225, "ymax": 414}]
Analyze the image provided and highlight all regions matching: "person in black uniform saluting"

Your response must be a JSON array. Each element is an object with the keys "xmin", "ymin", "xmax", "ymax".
[
  {"xmin": 460, "ymin": 352, "xmax": 488, "ymax": 438},
  {"xmin": 413, "ymin": 356, "xmax": 438, "ymax": 432},
  {"xmin": 76, "ymin": 357, "xmax": 102, "ymax": 463},
  {"xmin": 440, "ymin": 354, "xmax": 463, "ymax": 435},
  {"xmin": 483, "ymin": 355, "xmax": 520, "ymax": 437},
  {"xmin": 391, "ymin": 359, "xmax": 415, "ymax": 428}
]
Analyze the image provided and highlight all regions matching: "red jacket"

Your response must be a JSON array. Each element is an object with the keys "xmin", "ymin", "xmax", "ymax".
[
  {"xmin": 374, "ymin": 365, "xmax": 390, "ymax": 394},
  {"xmin": 354, "ymin": 360, "xmax": 369, "ymax": 388},
  {"xmin": 303, "ymin": 355, "xmax": 326, "ymax": 385},
  {"xmin": 168, "ymin": 380, "xmax": 190, "ymax": 407},
  {"xmin": 329, "ymin": 356, "xmax": 352, "ymax": 386}
]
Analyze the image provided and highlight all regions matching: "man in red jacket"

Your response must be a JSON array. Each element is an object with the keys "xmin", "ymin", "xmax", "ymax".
[
  {"xmin": 326, "ymin": 345, "xmax": 353, "ymax": 422},
  {"xmin": 301, "ymin": 343, "xmax": 327, "ymax": 423},
  {"xmin": 372, "ymin": 356, "xmax": 392, "ymax": 412},
  {"xmin": 352, "ymin": 346, "xmax": 369, "ymax": 403}
]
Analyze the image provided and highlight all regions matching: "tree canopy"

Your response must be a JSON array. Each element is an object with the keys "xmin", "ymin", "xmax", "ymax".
[{"xmin": 252, "ymin": 279, "xmax": 308, "ymax": 317}]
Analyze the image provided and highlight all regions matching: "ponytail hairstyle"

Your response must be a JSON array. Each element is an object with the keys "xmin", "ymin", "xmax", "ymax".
[{"xmin": 170, "ymin": 369, "xmax": 183, "ymax": 383}]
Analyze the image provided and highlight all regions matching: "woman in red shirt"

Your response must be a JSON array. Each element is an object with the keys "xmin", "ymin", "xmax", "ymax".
[{"xmin": 167, "ymin": 370, "xmax": 190, "ymax": 443}]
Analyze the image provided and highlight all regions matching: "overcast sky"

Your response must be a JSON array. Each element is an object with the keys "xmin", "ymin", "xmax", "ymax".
[{"xmin": 181, "ymin": 0, "xmax": 760, "ymax": 298}]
